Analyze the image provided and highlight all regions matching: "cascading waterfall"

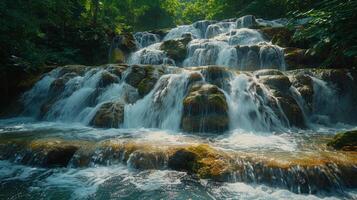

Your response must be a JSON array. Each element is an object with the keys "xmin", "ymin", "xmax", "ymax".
[
  {"xmin": 123, "ymin": 70, "xmax": 194, "ymax": 130},
  {"xmin": 2, "ymin": 15, "xmax": 357, "ymax": 200},
  {"xmin": 127, "ymin": 16, "xmax": 286, "ymax": 70}
]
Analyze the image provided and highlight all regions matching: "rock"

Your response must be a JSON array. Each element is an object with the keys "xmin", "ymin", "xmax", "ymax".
[
  {"xmin": 128, "ymin": 150, "xmax": 167, "ymax": 170},
  {"xmin": 160, "ymin": 36, "xmax": 192, "ymax": 63},
  {"xmin": 328, "ymin": 130, "xmax": 357, "ymax": 151},
  {"xmin": 124, "ymin": 65, "xmax": 147, "ymax": 88},
  {"xmin": 109, "ymin": 33, "xmax": 137, "ymax": 63},
  {"xmin": 290, "ymin": 73, "xmax": 314, "ymax": 111},
  {"xmin": 200, "ymin": 66, "xmax": 231, "ymax": 90},
  {"xmin": 125, "ymin": 65, "xmax": 164, "ymax": 97},
  {"xmin": 236, "ymin": 15, "xmax": 258, "ymax": 28},
  {"xmin": 25, "ymin": 139, "xmax": 81, "ymax": 167},
  {"xmin": 181, "ymin": 83, "xmax": 229, "ymax": 133},
  {"xmin": 259, "ymin": 75, "xmax": 292, "ymax": 93},
  {"xmin": 106, "ymin": 64, "xmax": 129, "ymax": 78},
  {"xmin": 254, "ymin": 69, "xmax": 284, "ymax": 77},
  {"xmin": 284, "ymin": 48, "xmax": 318, "ymax": 69},
  {"xmin": 258, "ymin": 74, "xmax": 305, "ymax": 128},
  {"xmin": 168, "ymin": 145, "xmax": 233, "ymax": 181},
  {"xmin": 98, "ymin": 71, "xmax": 119, "ymax": 88},
  {"xmin": 276, "ymin": 94, "xmax": 305, "ymax": 128},
  {"xmin": 90, "ymin": 101, "xmax": 124, "ymax": 128},
  {"xmin": 260, "ymin": 27, "xmax": 294, "ymax": 47}
]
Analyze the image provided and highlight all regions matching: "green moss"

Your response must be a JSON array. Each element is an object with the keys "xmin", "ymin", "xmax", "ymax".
[{"xmin": 328, "ymin": 130, "xmax": 357, "ymax": 151}]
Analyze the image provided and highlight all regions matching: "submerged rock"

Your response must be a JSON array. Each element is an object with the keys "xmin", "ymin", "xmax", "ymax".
[
  {"xmin": 181, "ymin": 83, "xmax": 229, "ymax": 133},
  {"xmin": 160, "ymin": 35, "xmax": 192, "ymax": 63},
  {"xmin": 90, "ymin": 101, "xmax": 124, "ymax": 128},
  {"xmin": 328, "ymin": 130, "xmax": 357, "ymax": 151}
]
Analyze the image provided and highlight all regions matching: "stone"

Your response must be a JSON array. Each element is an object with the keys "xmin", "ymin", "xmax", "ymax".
[
  {"xmin": 168, "ymin": 145, "xmax": 233, "ymax": 181},
  {"xmin": 181, "ymin": 83, "xmax": 229, "ymax": 133},
  {"xmin": 90, "ymin": 101, "xmax": 124, "ymax": 128},
  {"xmin": 328, "ymin": 130, "xmax": 357, "ymax": 151},
  {"xmin": 259, "ymin": 75, "xmax": 292, "ymax": 93},
  {"xmin": 284, "ymin": 48, "xmax": 318, "ymax": 69},
  {"xmin": 128, "ymin": 150, "xmax": 167, "ymax": 170},
  {"xmin": 160, "ymin": 36, "xmax": 192, "ymax": 63},
  {"xmin": 260, "ymin": 27, "xmax": 294, "ymax": 47},
  {"xmin": 98, "ymin": 71, "xmax": 119, "ymax": 88}
]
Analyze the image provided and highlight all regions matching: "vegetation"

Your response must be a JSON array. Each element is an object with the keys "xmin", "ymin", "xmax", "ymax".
[{"xmin": 0, "ymin": 0, "xmax": 356, "ymax": 70}]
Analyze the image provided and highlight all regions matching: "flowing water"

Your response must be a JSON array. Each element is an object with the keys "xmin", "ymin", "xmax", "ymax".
[{"xmin": 1, "ymin": 16, "xmax": 357, "ymax": 200}]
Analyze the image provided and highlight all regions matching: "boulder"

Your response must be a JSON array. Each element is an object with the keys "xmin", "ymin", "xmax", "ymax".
[
  {"xmin": 328, "ymin": 130, "xmax": 357, "ymax": 151},
  {"xmin": 236, "ymin": 15, "xmax": 258, "ymax": 28},
  {"xmin": 98, "ymin": 71, "xmax": 119, "ymax": 88},
  {"xmin": 160, "ymin": 35, "xmax": 192, "ymax": 63},
  {"xmin": 128, "ymin": 150, "xmax": 167, "ymax": 170},
  {"xmin": 284, "ymin": 48, "xmax": 318, "ymax": 69},
  {"xmin": 258, "ymin": 74, "xmax": 305, "ymax": 128},
  {"xmin": 109, "ymin": 33, "xmax": 137, "ymax": 63},
  {"xmin": 200, "ymin": 66, "xmax": 231, "ymax": 90},
  {"xmin": 254, "ymin": 69, "xmax": 284, "ymax": 77},
  {"xmin": 90, "ymin": 101, "xmax": 124, "ymax": 128},
  {"xmin": 260, "ymin": 27, "xmax": 294, "ymax": 47},
  {"xmin": 168, "ymin": 145, "xmax": 233, "ymax": 181},
  {"xmin": 24, "ymin": 139, "xmax": 82, "ymax": 167},
  {"xmin": 290, "ymin": 73, "xmax": 314, "ymax": 111},
  {"xmin": 181, "ymin": 83, "xmax": 229, "ymax": 133},
  {"xmin": 125, "ymin": 65, "xmax": 164, "ymax": 97},
  {"xmin": 259, "ymin": 75, "xmax": 292, "ymax": 93}
]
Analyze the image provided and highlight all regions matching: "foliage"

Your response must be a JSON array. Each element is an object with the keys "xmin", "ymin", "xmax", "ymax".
[
  {"xmin": 292, "ymin": 0, "xmax": 357, "ymax": 66},
  {"xmin": 0, "ymin": 0, "xmax": 356, "ymax": 69}
]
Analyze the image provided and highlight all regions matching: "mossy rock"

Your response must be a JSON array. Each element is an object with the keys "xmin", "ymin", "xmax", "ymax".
[
  {"xmin": 90, "ymin": 101, "xmax": 124, "ymax": 128},
  {"xmin": 181, "ymin": 83, "xmax": 229, "ymax": 133},
  {"xmin": 137, "ymin": 77, "xmax": 158, "ymax": 97},
  {"xmin": 25, "ymin": 139, "xmax": 84, "ymax": 167},
  {"xmin": 284, "ymin": 48, "xmax": 320, "ymax": 69},
  {"xmin": 128, "ymin": 150, "xmax": 167, "ymax": 170},
  {"xmin": 168, "ymin": 145, "xmax": 233, "ymax": 181},
  {"xmin": 328, "ymin": 130, "xmax": 357, "ymax": 151},
  {"xmin": 260, "ymin": 27, "xmax": 294, "ymax": 47},
  {"xmin": 259, "ymin": 74, "xmax": 292, "ymax": 93},
  {"xmin": 160, "ymin": 36, "xmax": 191, "ymax": 63}
]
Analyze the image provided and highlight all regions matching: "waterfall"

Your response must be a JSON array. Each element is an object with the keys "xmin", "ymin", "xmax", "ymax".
[
  {"xmin": 123, "ymin": 70, "xmax": 194, "ymax": 130},
  {"xmin": 125, "ymin": 16, "xmax": 286, "ymax": 71}
]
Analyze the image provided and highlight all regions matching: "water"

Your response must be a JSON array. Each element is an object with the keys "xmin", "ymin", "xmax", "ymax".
[
  {"xmin": 1, "ymin": 15, "xmax": 357, "ymax": 199},
  {"xmin": 128, "ymin": 16, "xmax": 286, "ymax": 70}
]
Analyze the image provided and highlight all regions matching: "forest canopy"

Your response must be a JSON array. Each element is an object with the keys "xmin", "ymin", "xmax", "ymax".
[{"xmin": 0, "ymin": 0, "xmax": 356, "ymax": 69}]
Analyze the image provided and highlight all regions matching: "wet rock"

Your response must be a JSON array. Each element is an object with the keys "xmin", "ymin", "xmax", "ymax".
[
  {"xmin": 124, "ymin": 65, "xmax": 147, "ymax": 88},
  {"xmin": 290, "ymin": 73, "xmax": 314, "ymax": 111},
  {"xmin": 128, "ymin": 150, "xmax": 167, "ymax": 170},
  {"xmin": 125, "ymin": 65, "xmax": 164, "ymax": 97},
  {"xmin": 25, "ymin": 139, "xmax": 82, "ymax": 167},
  {"xmin": 259, "ymin": 75, "xmax": 291, "ymax": 93},
  {"xmin": 284, "ymin": 48, "xmax": 318, "ymax": 69},
  {"xmin": 109, "ymin": 33, "xmax": 137, "ymax": 63},
  {"xmin": 200, "ymin": 66, "xmax": 231, "ymax": 90},
  {"xmin": 106, "ymin": 64, "xmax": 128, "ymax": 78},
  {"xmin": 258, "ymin": 74, "xmax": 305, "ymax": 127},
  {"xmin": 260, "ymin": 27, "xmax": 294, "ymax": 47},
  {"xmin": 328, "ymin": 130, "xmax": 357, "ymax": 151},
  {"xmin": 236, "ymin": 15, "xmax": 258, "ymax": 28},
  {"xmin": 181, "ymin": 83, "xmax": 229, "ymax": 133},
  {"xmin": 254, "ymin": 69, "xmax": 284, "ymax": 77},
  {"xmin": 160, "ymin": 35, "xmax": 191, "ymax": 63},
  {"xmin": 90, "ymin": 101, "xmax": 124, "ymax": 128},
  {"xmin": 276, "ymin": 94, "xmax": 305, "ymax": 128},
  {"xmin": 168, "ymin": 145, "xmax": 233, "ymax": 181},
  {"xmin": 98, "ymin": 71, "xmax": 119, "ymax": 88}
]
